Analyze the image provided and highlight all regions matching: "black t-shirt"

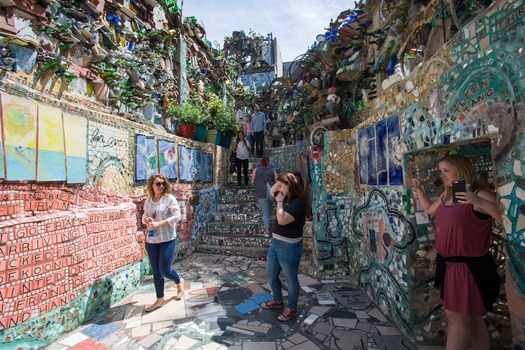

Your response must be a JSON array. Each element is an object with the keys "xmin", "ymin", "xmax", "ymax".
[{"xmin": 272, "ymin": 197, "xmax": 306, "ymax": 239}]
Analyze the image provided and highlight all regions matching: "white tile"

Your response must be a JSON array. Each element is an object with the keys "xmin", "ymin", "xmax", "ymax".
[
  {"xmin": 141, "ymin": 300, "xmax": 186, "ymax": 323},
  {"xmin": 125, "ymin": 319, "xmax": 142, "ymax": 329},
  {"xmin": 57, "ymin": 333, "xmax": 89, "ymax": 347},
  {"xmin": 199, "ymin": 342, "xmax": 228, "ymax": 350},
  {"xmin": 138, "ymin": 333, "xmax": 162, "ymax": 348},
  {"xmin": 309, "ymin": 306, "xmax": 331, "ymax": 317},
  {"xmin": 152, "ymin": 321, "xmax": 173, "ymax": 331},
  {"xmin": 225, "ymin": 326, "xmax": 255, "ymax": 336},
  {"xmin": 114, "ymin": 336, "xmax": 130, "ymax": 347},
  {"xmin": 131, "ymin": 324, "xmax": 151, "ymax": 338},
  {"xmin": 303, "ymin": 313, "xmax": 319, "ymax": 325},
  {"xmin": 191, "ymin": 281, "xmax": 204, "ymax": 289},
  {"xmin": 173, "ymin": 335, "xmax": 200, "ymax": 349}
]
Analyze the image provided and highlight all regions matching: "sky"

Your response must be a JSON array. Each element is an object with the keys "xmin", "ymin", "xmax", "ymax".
[{"xmin": 181, "ymin": 0, "xmax": 351, "ymax": 62}]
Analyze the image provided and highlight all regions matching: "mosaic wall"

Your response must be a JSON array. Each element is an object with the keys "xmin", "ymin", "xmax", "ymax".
[
  {"xmin": 312, "ymin": 0, "xmax": 525, "ymax": 346},
  {"xmin": 0, "ymin": 259, "xmax": 144, "ymax": 349},
  {"xmin": 0, "ymin": 83, "xmax": 228, "ymax": 347},
  {"xmin": 266, "ymin": 139, "xmax": 308, "ymax": 174},
  {"xmin": 191, "ymin": 187, "xmax": 219, "ymax": 243}
]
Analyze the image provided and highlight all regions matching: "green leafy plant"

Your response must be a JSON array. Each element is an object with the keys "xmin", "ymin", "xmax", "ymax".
[
  {"xmin": 219, "ymin": 113, "xmax": 239, "ymax": 137},
  {"xmin": 166, "ymin": 102, "xmax": 207, "ymax": 126},
  {"xmin": 206, "ymin": 99, "xmax": 238, "ymax": 137},
  {"xmin": 206, "ymin": 99, "xmax": 228, "ymax": 130}
]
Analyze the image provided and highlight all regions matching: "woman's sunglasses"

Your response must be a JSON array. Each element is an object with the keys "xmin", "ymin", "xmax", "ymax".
[{"xmin": 154, "ymin": 182, "xmax": 165, "ymax": 187}]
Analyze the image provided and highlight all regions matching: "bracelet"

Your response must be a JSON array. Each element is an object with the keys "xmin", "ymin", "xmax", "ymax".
[{"xmin": 277, "ymin": 201, "xmax": 283, "ymax": 203}]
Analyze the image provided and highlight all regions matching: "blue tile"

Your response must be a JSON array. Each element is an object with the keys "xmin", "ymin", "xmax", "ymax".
[
  {"xmin": 251, "ymin": 293, "xmax": 272, "ymax": 304},
  {"xmin": 234, "ymin": 301, "xmax": 260, "ymax": 314},
  {"xmin": 81, "ymin": 322, "xmax": 122, "ymax": 341}
]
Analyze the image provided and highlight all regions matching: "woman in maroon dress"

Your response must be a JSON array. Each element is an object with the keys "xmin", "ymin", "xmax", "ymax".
[{"xmin": 412, "ymin": 154, "xmax": 501, "ymax": 350}]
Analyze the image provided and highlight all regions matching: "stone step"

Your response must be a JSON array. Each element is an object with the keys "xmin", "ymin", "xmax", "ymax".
[
  {"xmin": 195, "ymin": 244, "xmax": 268, "ymax": 261},
  {"xmin": 213, "ymin": 212, "xmax": 262, "ymax": 223},
  {"xmin": 207, "ymin": 221, "xmax": 262, "ymax": 235},
  {"xmin": 219, "ymin": 193, "xmax": 257, "ymax": 204},
  {"xmin": 221, "ymin": 187, "xmax": 256, "ymax": 196},
  {"xmin": 217, "ymin": 202, "xmax": 260, "ymax": 212},
  {"xmin": 201, "ymin": 232, "xmax": 271, "ymax": 248}
]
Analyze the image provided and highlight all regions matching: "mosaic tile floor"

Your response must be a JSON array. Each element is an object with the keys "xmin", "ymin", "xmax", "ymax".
[{"xmin": 45, "ymin": 253, "xmax": 444, "ymax": 350}]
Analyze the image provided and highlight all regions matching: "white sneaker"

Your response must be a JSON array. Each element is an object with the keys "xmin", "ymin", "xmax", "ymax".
[{"xmin": 264, "ymin": 231, "xmax": 271, "ymax": 238}]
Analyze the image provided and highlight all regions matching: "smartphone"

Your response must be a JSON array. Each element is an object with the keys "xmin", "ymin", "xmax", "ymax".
[{"xmin": 452, "ymin": 180, "xmax": 466, "ymax": 203}]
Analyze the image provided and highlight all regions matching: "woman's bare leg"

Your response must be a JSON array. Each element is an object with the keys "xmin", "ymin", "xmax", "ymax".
[
  {"xmin": 445, "ymin": 309, "xmax": 470, "ymax": 350},
  {"xmin": 469, "ymin": 316, "xmax": 490, "ymax": 350}
]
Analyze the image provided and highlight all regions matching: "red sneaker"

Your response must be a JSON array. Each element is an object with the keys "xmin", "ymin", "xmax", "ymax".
[
  {"xmin": 278, "ymin": 306, "xmax": 297, "ymax": 321},
  {"xmin": 260, "ymin": 300, "xmax": 284, "ymax": 309}
]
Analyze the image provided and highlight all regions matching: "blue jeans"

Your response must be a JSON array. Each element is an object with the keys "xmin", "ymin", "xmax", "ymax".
[
  {"xmin": 266, "ymin": 238, "xmax": 303, "ymax": 309},
  {"xmin": 246, "ymin": 135, "xmax": 254, "ymax": 156},
  {"xmin": 146, "ymin": 240, "xmax": 181, "ymax": 298},
  {"xmin": 258, "ymin": 198, "xmax": 273, "ymax": 230}
]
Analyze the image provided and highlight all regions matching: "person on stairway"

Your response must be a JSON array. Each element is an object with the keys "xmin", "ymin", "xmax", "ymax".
[
  {"xmin": 262, "ymin": 172, "xmax": 310, "ymax": 321},
  {"xmin": 412, "ymin": 154, "xmax": 502, "ymax": 350},
  {"xmin": 142, "ymin": 174, "xmax": 185, "ymax": 312},
  {"xmin": 251, "ymin": 104, "xmax": 267, "ymax": 157},
  {"xmin": 243, "ymin": 114, "xmax": 254, "ymax": 157},
  {"xmin": 234, "ymin": 130, "xmax": 250, "ymax": 188},
  {"xmin": 252, "ymin": 155, "xmax": 277, "ymax": 237}
]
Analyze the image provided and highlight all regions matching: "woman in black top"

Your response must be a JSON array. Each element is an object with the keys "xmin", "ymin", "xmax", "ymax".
[{"xmin": 261, "ymin": 172, "xmax": 309, "ymax": 321}]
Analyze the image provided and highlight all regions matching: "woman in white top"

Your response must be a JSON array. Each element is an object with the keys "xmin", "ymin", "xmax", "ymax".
[
  {"xmin": 234, "ymin": 130, "xmax": 251, "ymax": 188},
  {"xmin": 142, "ymin": 174, "xmax": 184, "ymax": 312}
]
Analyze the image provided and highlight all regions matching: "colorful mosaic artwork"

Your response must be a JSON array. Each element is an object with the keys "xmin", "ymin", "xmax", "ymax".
[
  {"xmin": 192, "ymin": 148, "xmax": 202, "ymax": 182},
  {"xmin": 358, "ymin": 114, "xmax": 404, "ymax": 186},
  {"xmin": 135, "ymin": 134, "xmax": 158, "ymax": 182},
  {"xmin": 158, "ymin": 139, "xmax": 177, "ymax": 180},
  {"xmin": 87, "ymin": 121, "xmax": 131, "ymax": 194},
  {"xmin": 0, "ymin": 186, "xmax": 142, "ymax": 331},
  {"xmin": 190, "ymin": 187, "xmax": 219, "ymax": 242},
  {"xmin": 63, "ymin": 113, "xmax": 87, "ymax": 184},
  {"xmin": 312, "ymin": 1, "xmax": 524, "ymax": 346},
  {"xmin": 37, "ymin": 105, "xmax": 66, "ymax": 182},
  {"xmin": 0, "ymin": 92, "xmax": 38, "ymax": 181},
  {"xmin": 203, "ymin": 152, "xmax": 213, "ymax": 182},
  {"xmin": 178, "ymin": 145, "xmax": 193, "ymax": 182}
]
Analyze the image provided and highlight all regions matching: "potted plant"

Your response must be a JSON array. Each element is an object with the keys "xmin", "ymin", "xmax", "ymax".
[
  {"xmin": 166, "ymin": 102, "xmax": 204, "ymax": 139},
  {"xmin": 217, "ymin": 109, "xmax": 239, "ymax": 149},
  {"xmin": 205, "ymin": 99, "xmax": 227, "ymax": 145},
  {"xmin": 193, "ymin": 107, "xmax": 209, "ymax": 142}
]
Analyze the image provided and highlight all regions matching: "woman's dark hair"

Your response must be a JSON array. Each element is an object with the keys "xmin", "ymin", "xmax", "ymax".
[
  {"xmin": 276, "ymin": 172, "xmax": 311, "ymax": 215},
  {"xmin": 293, "ymin": 171, "xmax": 304, "ymax": 188},
  {"xmin": 236, "ymin": 131, "xmax": 248, "ymax": 147}
]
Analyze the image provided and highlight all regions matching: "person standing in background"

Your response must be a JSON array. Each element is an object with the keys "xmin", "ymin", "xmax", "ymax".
[
  {"xmin": 142, "ymin": 174, "xmax": 185, "ymax": 312},
  {"xmin": 252, "ymin": 155, "xmax": 278, "ymax": 238},
  {"xmin": 251, "ymin": 104, "xmax": 266, "ymax": 157},
  {"xmin": 243, "ymin": 114, "xmax": 254, "ymax": 157},
  {"xmin": 234, "ymin": 131, "xmax": 250, "ymax": 188}
]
